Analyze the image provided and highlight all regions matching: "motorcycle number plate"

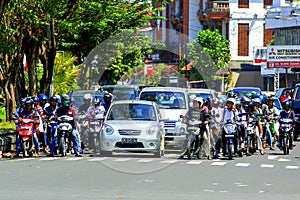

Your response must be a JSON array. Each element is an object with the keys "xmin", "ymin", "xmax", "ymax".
[
  {"xmin": 21, "ymin": 126, "xmax": 31, "ymax": 130},
  {"xmin": 281, "ymin": 124, "xmax": 290, "ymax": 128},
  {"xmin": 225, "ymin": 135, "xmax": 235, "ymax": 138},
  {"xmin": 90, "ymin": 122, "xmax": 99, "ymax": 125},
  {"xmin": 121, "ymin": 138, "xmax": 137, "ymax": 144}
]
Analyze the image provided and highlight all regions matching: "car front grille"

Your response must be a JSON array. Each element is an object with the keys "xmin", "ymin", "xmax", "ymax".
[
  {"xmin": 118, "ymin": 130, "xmax": 141, "ymax": 136},
  {"xmin": 164, "ymin": 121, "xmax": 176, "ymax": 128}
]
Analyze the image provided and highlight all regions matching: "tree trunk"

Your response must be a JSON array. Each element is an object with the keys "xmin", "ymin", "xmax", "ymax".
[
  {"xmin": 40, "ymin": 18, "xmax": 56, "ymax": 96},
  {"xmin": 26, "ymin": 38, "xmax": 39, "ymax": 96}
]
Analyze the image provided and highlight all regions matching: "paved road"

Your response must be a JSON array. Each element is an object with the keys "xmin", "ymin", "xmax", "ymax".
[{"xmin": 0, "ymin": 144, "xmax": 299, "ymax": 200}]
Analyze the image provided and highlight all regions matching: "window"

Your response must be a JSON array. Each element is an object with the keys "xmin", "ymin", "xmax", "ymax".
[
  {"xmin": 264, "ymin": 0, "xmax": 273, "ymax": 8},
  {"xmin": 238, "ymin": 23, "xmax": 249, "ymax": 56},
  {"xmin": 263, "ymin": 24, "xmax": 274, "ymax": 46},
  {"xmin": 238, "ymin": 0, "xmax": 249, "ymax": 8}
]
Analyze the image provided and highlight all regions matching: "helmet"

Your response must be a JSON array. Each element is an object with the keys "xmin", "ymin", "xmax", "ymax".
[
  {"xmin": 282, "ymin": 101, "xmax": 291, "ymax": 108},
  {"xmin": 62, "ymin": 94, "xmax": 70, "ymax": 107},
  {"xmin": 235, "ymin": 99, "xmax": 242, "ymax": 107},
  {"xmin": 83, "ymin": 93, "xmax": 92, "ymax": 100},
  {"xmin": 93, "ymin": 97, "xmax": 101, "ymax": 105},
  {"xmin": 253, "ymin": 97, "xmax": 261, "ymax": 104},
  {"xmin": 49, "ymin": 96, "xmax": 58, "ymax": 102},
  {"xmin": 194, "ymin": 97, "xmax": 204, "ymax": 107},
  {"xmin": 103, "ymin": 92, "xmax": 112, "ymax": 104},
  {"xmin": 20, "ymin": 98, "xmax": 26, "ymax": 105},
  {"xmin": 24, "ymin": 97, "xmax": 33, "ymax": 106},
  {"xmin": 32, "ymin": 96, "xmax": 39, "ymax": 102},
  {"xmin": 226, "ymin": 98, "xmax": 235, "ymax": 105},
  {"xmin": 38, "ymin": 94, "xmax": 48, "ymax": 101},
  {"xmin": 267, "ymin": 96, "xmax": 276, "ymax": 102}
]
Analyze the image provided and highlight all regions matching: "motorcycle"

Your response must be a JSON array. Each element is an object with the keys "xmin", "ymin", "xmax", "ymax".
[
  {"xmin": 86, "ymin": 113, "xmax": 104, "ymax": 153},
  {"xmin": 222, "ymin": 120, "xmax": 238, "ymax": 160},
  {"xmin": 184, "ymin": 119, "xmax": 203, "ymax": 159},
  {"xmin": 18, "ymin": 116, "xmax": 39, "ymax": 158},
  {"xmin": 279, "ymin": 118, "xmax": 294, "ymax": 155},
  {"xmin": 56, "ymin": 115, "xmax": 73, "ymax": 157},
  {"xmin": 246, "ymin": 116, "xmax": 259, "ymax": 154}
]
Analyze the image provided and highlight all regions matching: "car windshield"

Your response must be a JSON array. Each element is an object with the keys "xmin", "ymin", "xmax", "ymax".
[
  {"xmin": 111, "ymin": 89, "xmax": 138, "ymax": 100},
  {"xmin": 232, "ymin": 88, "xmax": 260, "ymax": 97},
  {"xmin": 139, "ymin": 91, "xmax": 186, "ymax": 109},
  {"xmin": 188, "ymin": 93, "xmax": 212, "ymax": 101},
  {"xmin": 70, "ymin": 90, "xmax": 106, "ymax": 109},
  {"xmin": 107, "ymin": 103, "xmax": 156, "ymax": 121}
]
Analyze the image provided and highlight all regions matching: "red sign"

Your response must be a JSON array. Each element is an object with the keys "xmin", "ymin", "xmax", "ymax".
[{"xmin": 267, "ymin": 61, "xmax": 300, "ymax": 68}]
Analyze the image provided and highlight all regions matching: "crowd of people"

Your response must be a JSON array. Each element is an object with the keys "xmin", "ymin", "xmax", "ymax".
[{"xmin": 13, "ymin": 92, "xmax": 114, "ymax": 157}]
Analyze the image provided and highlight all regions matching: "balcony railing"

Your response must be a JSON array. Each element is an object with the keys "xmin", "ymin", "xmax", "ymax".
[{"xmin": 206, "ymin": 1, "xmax": 230, "ymax": 13}]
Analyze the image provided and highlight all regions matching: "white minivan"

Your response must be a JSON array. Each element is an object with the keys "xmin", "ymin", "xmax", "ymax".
[{"xmin": 139, "ymin": 87, "xmax": 189, "ymax": 148}]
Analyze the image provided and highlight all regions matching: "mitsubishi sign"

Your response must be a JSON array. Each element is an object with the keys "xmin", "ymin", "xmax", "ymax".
[{"xmin": 267, "ymin": 45, "xmax": 300, "ymax": 68}]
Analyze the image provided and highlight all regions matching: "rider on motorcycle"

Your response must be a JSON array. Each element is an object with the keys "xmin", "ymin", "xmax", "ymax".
[
  {"xmin": 250, "ymin": 98, "xmax": 265, "ymax": 155},
  {"xmin": 16, "ymin": 97, "xmax": 41, "ymax": 157},
  {"xmin": 179, "ymin": 97, "xmax": 209, "ymax": 159},
  {"xmin": 221, "ymin": 98, "xmax": 239, "ymax": 156},
  {"xmin": 277, "ymin": 101, "xmax": 297, "ymax": 149},
  {"xmin": 262, "ymin": 96, "xmax": 279, "ymax": 150},
  {"xmin": 78, "ymin": 93, "xmax": 92, "ymax": 113},
  {"xmin": 48, "ymin": 94, "xmax": 82, "ymax": 157}
]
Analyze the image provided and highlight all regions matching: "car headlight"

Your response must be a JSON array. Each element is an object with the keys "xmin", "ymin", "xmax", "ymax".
[
  {"xmin": 146, "ymin": 129, "xmax": 156, "ymax": 136},
  {"xmin": 103, "ymin": 125, "xmax": 114, "ymax": 135}
]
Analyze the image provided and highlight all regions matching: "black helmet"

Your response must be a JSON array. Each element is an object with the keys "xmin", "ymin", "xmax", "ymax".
[
  {"xmin": 103, "ymin": 92, "xmax": 112, "ymax": 104},
  {"xmin": 24, "ymin": 97, "xmax": 33, "ymax": 106},
  {"xmin": 282, "ymin": 100, "xmax": 291, "ymax": 108},
  {"xmin": 93, "ymin": 97, "xmax": 101, "ymax": 105},
  {"xmin": 49, "ymin": 96, "xmax": 58, "ymax": 102}
]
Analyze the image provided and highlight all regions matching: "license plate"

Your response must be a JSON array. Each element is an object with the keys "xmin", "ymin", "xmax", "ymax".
[
  {"xmin": 225, "ymin": 135, "xmax": 235, "ymax": 138},
  {"xmin": 90, "ymin": 122, "xmax": 99, "ymax": 125},
  {"xmin": 121, "ymin": 138, "xmax": 138, "ymax": 144}
]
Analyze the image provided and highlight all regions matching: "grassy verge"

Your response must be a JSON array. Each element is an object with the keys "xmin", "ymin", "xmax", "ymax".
[{"xmin": 0, "ymin": 121, "xmax": 16, "ymax": 131}]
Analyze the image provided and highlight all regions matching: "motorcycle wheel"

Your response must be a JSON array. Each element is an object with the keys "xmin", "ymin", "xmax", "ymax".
[
  {"xmin": 60, "ymin": 137, "xmax": 66, "ymax": 157},
  {"xmin": 93, "ymin": 136, "xmax": 99, "ymax": 154},
  {"xmin": 282, "ymin": 137, "xmax": 287, "ymax": 155},
  {"xmin": 21, "ymin": 139, "xmax": 33, "ymax": 158},
  {"xmin": 228, "ymin": 143, "xmax": 233, "ymax": 160},
  {"xmin": 186, "ymin": 138, "xmax": 194, "ymax": 160}
]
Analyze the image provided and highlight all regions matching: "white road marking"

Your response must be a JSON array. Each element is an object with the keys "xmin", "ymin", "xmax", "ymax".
[
  {"xmin": 137, "ymin": 159, "xmax": 154, "ymax": 163},
  {"xmin": 268, "ymin": 155, "xmax": 278, "ymax": 160},
  {"xmin": 15, "ymin": 158, "xmax": 35, "ymax": 161},
  {"xmin": 186, "ymin": 160, "xmax": 202, "ymax": 165},
  {"xmin": 40, "ymin": 157, "xmax": 59, "ymax": 161},
  {"xmin": 211, "ymin": 162, "xmax": 227, "ymax": 166},
  {"xmin": 160, "ymin": 160, "xmax": 178, "ymax": 164},
  {"xmin": 65, "ymin": 157, "xmax": 83, "ymax": 161},
  {"xmin": 286, "ymin": 165, "xmax": 299, "ymax": 169},
  {"xmin": 113, "ymin": 158, "xmax": 132, "ymax": 162},
  {"xmin": 87, "ymin": 158, "xmax": 107, "ymax": 162},
  {"xmin": 260, "ymin": 164, "xmax": 274, "ymax": 168},
  {"xmin": 278, "ymin": 158, "xmax": 290, "ymax": 162},
  {"xmin": 203, "ymin": 189, "xmax": 215, "ymax": 193},
  {"xmin": 235, "ymin": 163, "xmax": 250, "ymax": 167}
]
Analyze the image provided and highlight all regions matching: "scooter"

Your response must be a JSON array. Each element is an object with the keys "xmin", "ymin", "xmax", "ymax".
[
  {"xmin": 184, "ymin": 119, "xmax": 203, "ymax": 159},
  {"xmin": 222, "ymin": 120, "xmax": 238, "ymax": 160},
  {"xmin": 18, "ymin": 116, "xmax": 39, "ymax": 158},
  {"xmin": 56, "ymin": 115, "xmax": 73, "ymax": 157},
  {"xmin": 86, "ymin": 113, "xmax": 104, "ymax": 153},
  {"xmin": 279, "ymin": 118, "xmax": 294, "ymax": 155},
  {"xmin": 246, "ymin": 116, "xmax": 258, "ymax": 154}
]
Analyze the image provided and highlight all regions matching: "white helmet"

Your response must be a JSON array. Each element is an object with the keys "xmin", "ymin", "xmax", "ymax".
[
  {"xmin": 226, "ymin": 98, "xmax": 235, "ymax": 105},
  {"xmin": 194, "ymin": 97, "xmax": 204, "ymax": 107},
  {"xmin": 83, "ymin": 93, "xmax": 92, "ymax": 100}
]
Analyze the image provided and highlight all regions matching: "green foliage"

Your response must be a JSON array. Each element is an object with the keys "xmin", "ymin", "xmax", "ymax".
[
  {"xmin": 53, "ymin": 52, "xmax": 80, "ymax": 95},
  {"xmin": 0, "ymin": 102, "xmax": 5, "ymax": 119},
  {"xmin": 188, "ymin": 29, "xmax": 231, "ymax": 85},
  {"xmin": 138, "ymin": 64, "xmax": 167, "ymax": 86},
  {"xmin": 0, "ymin": 121, "xmax": 16, "ymax": 131}
]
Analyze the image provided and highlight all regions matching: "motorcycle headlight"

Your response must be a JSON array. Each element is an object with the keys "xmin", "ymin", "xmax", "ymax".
[
  {"xmin": 146, "ymin": 129, "xmax": 156, "ymax": 136},
  {"xmin": 103, "ymin": 125, "xmax": 114, "ymax": 135}
]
